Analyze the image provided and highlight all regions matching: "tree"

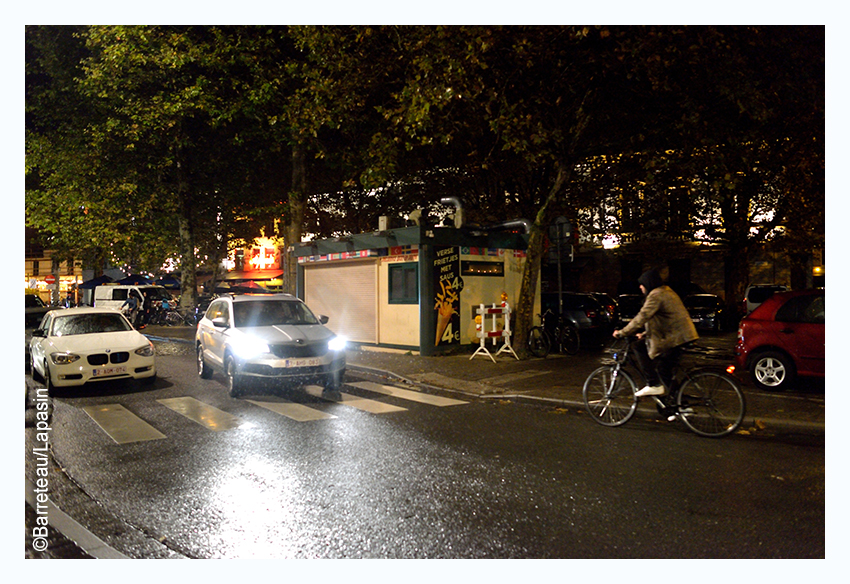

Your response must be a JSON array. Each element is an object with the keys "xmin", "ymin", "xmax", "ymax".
[{"xmin": 627, "ymin": 26, "xmax": 824, "ymax": 307}]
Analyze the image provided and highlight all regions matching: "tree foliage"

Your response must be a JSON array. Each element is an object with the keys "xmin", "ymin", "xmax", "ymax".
[{"xmin": 26, "ymin": 25, "xmax": 823, "ymax": 342}]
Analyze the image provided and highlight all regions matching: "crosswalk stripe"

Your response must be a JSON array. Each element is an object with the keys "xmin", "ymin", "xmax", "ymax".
[
  {"xmin": 82, "ymin": 404, "xmax": 166, "ymax": 444},
  {"xmin": 157, "ymin": 397, "xmax": 243, "ymax": 431},
  {"xmin": 348, "ymin": 381, "xmax": 468, "ymax": 407},
  {"xmin": 247, "ymin": 398, "xmax": 337, "ymax": 422},
  {"xmin": 304, "ymin": 385, "xmax": 408, "ymax": 414}
]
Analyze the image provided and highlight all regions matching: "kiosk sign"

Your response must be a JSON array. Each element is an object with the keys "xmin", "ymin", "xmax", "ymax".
[{"xmin": 432, "ymin": 247, "xmax": 463, "ymax": 346}]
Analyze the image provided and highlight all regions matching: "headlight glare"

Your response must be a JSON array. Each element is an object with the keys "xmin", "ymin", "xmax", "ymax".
[
  {"xmin": 231, "ymin": 336, "xmax": 270, "ymax": 359},
  {"xmin": 328, "ymin": 336, "xmax": 347, "ymax": 352}
]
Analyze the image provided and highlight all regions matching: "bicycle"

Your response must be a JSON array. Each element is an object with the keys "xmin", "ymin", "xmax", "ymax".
[
  {"xmin": 582, "ymin": 336, "xmax": 745, "ymax": 437},
  {"xmin": 527, "ymin": 309, "xmax": 580, "ymax": 357}
]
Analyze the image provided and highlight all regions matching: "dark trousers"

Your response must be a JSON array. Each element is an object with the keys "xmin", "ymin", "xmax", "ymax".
[{"xmin": 633, "ymin": 337, "xmax": 682, "ymax": 390}]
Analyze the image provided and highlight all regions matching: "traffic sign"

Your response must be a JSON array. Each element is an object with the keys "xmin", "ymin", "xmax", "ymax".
[{"xmin": 44, "ymin": 275, "xmax": 56, "ymax": 285}]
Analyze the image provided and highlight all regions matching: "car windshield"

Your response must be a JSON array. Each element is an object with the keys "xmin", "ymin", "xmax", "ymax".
[
  {"xmin": 51, "ymin": 313, "xmax": 132, "ymax": 336},
  {"xmin": 564, "ymin": 295, "xmax": 600, "ymax": 309},
  {"xmin": 144, "ymin": 288, "xmax": 173, "ymax": 301},
  {"xmin": 233, "ymin": 300, "xmax": 320, "ymax": 327},
  {"xmin": 686, "ymin": 296, "xmax": 718, "ymax": 309},
  {"xmin": 619, "ymin": 296, "xmax": 643, "ymax": 311}
]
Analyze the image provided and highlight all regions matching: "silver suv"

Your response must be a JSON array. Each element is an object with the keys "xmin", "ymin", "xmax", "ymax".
[{"xmin": 195, "ymin": 293, "xmax": 346, "ymax": 397}]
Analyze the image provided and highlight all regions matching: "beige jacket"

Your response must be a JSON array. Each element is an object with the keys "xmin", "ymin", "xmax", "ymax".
[{"xmin": 619, "ymin": 285, "xmax": 699, "ymax": 359}]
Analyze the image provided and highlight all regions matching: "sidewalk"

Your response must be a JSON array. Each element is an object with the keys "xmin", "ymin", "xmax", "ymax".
[{"xmin": 144, "ymin": 325, "xmax": 825, "ymax": 436}]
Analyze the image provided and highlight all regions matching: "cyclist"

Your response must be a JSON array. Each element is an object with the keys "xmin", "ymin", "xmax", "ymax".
[
  {"xmin": 612, "ymin": 268, "xmax": 698, "ymax": 397},
  {"xmin": 120, "ymin": 290, "xmax": 142, "ymax": 328}
]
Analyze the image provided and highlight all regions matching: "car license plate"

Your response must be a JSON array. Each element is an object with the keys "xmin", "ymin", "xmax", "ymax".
[
  {"xmin": 282, "ymin": 358, "xmax": 322, "ymax": 368},
  {"xmin": 92, "ymin": 366, "xmax": 127, "ymax": 377},
  {"xmin": 692, "ymin": 318, "xmax": 700, "ymax": 323}
]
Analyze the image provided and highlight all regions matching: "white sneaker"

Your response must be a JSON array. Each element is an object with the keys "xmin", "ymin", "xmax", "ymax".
[{"xmin": 635, "ymin": 385, "xmax": 665, "ymax": 397}]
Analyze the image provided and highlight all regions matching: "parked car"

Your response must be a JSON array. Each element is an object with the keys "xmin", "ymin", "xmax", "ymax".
[
  {"xmin": 26, "ymin": 294, "xmax": 54, "ymax": 358},
  {"xmin": 684, "ymin": 294, "xmax": 725, "ymax": 332},
  {"xmin": 743, "ymin": 284, "xmax": 788, "ymax": 315},
  {"xmin": 26, "ymin": 294, "xmax": 52, "ymax": 330},
  {"xmin": 590, "ymin": 292, "xmax": 619, "ymax": 324},
  {"xmin": 616, "ymin": 294, "xmax": 644, "ymax": 327},
  {"xmin": 541, "ymin": 292, "xmax": 613, "ymax": 349},
  {"xmin": 669, "ymin": 281, "xmax": 707, "ymax": 299},
  {"xmin": 29, "ymin": 307, "xmax": 157, "ymax": 392},
  {"xmin": 734, "ymin": 289, "xmax": 824, "ymax": 391},
  {"xmin": 195, "ymin": 293, "xmax": 347, "ymax": 397}
]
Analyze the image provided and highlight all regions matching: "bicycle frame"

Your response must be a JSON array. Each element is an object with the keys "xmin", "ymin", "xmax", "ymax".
[{"xmin": 585, "ymin": 336, "xmax": 745, "ymax": 436}]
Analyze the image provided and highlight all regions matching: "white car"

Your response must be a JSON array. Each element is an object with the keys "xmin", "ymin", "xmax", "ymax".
[
  {"xmin": 29, "ymin": 307, "xmax": 157, "ymax": 391},
  {"xmin": 196, "ymin": 293, "xmax": 346, "ymax": 397}
]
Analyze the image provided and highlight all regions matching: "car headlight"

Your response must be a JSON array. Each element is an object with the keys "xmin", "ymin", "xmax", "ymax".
[
  {"xmin": 230, "ymin": 336, "xmax": 270, "ymax": 359},
  {"xmin": 51, "ymin": 352, "xmax": 80, "ymax": 365},
  {"xmin": 135, "ymin": 341, "xmax": 155, "ymax": 357},
  {"xmin": 328, "ymin": 336, "xmax": 347, "ymax": 352}
]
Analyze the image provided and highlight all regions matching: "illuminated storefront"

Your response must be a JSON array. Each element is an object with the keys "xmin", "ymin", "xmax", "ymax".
[
  {"xmin": 223, "ymin": 238, "xmax": 284, "ymax": 290},
  {"xmin": 24, "ymin": 254, "xmax": 84, "ymax": 304}
]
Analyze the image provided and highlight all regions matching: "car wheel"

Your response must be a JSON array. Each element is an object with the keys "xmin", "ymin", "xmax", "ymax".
[
  {"xmin": 30, "ymin": 352, "xmax": 42, "ymax": 382},
  {"xmin": 750, "ymin": 350, "xmax": 796, "ymax": 391},
  {"xmin": 197, "ymin": 345, "xmax": 213, "ymax": 379},
  {"xmin": 224, "ymin": 354, "xmax": 243, "ymax": 397},
  {"xmin": 43, "ymin": 360, "xmax": 56, "ymax": 396}
]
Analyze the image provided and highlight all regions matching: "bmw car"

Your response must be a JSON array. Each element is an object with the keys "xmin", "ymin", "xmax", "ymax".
[
  {"xmin": 195, "ymin": 293, "xmax": 346, "ymax": 397},
  {"xmin": 29, "ymin": 307, "xmax": 157, "ymax": 391}
]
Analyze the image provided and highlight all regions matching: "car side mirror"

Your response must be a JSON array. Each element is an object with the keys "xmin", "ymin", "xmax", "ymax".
[
  {"xmin": 31, "ymin": 329, "xmax": 46, "ymax": 338},
  {"xmin": 212, "ymin": 317, "xmax": 229, "ymax": 329},
  {"xmin": 319, "ymin": 315, "xmax": 329, "ymax": 325}
]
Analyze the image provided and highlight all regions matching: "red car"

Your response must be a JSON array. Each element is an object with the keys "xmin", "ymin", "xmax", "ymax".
[{"xmin": 735, "ymin": 289, "xmax": 825, "ymax": 391}]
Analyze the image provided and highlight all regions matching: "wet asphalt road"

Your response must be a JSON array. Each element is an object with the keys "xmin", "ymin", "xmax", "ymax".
[{"xmin": 27, "ymin": 341, "xmax": 825, "ymax": 559}]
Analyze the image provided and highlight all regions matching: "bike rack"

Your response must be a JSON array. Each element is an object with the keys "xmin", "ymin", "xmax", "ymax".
[{"xmin": 470, "ymin": 302, "xmax": 519, "ymax": 362}]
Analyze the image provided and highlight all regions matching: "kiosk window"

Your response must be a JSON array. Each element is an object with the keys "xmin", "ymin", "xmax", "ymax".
[{"xmin": 389, "ymin": 263, "xmax": 418, "ymax": 304}]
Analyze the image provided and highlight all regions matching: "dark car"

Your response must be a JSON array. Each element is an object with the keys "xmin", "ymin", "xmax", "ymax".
[
  {"xmin": 542, "ymin": 292, "xmax": 613, "ymax": 349},
  {"xmin": 26, "ymin": 294, "xmax": 54, "ymax": 360},
  {"xmin": 26, "ymin": 294, "xmax": 51, "ymax": 330},
  {"xmin": 684, "ymin": 294, "xmax": 725, "ymax": 332},
  {"xmin": 590, "ymin": 292, "xmax": 619, "ymax": 324},
  {"xmin": 616, "ymin": 294, "xmax": 643, "ymax": 327},
  {"xmin": 734, "ymin": 289, "xmax": 824, "ymax": 391}
]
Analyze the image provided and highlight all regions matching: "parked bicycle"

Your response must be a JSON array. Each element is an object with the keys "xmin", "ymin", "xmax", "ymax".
[
  {"xmin": 149, "ymin": 299, "xmax": 196, "ymax": 326},
  {"xmin": 527, "ymin": 308, "xmax": 580, "ymax": 357},
  {"xmin": 582, "ymin": 335, "xmax": 745, "ymax": 437}
]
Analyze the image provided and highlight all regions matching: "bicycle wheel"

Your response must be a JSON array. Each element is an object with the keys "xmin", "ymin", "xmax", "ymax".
[
  {"xmin": 583, "ymin": 366, "xmax": 637, "ymax": 427},
  {"xmin": 677, "ymin": 370, "xmax": 745, "ymax": 437},
  {"xmin": 527, "ymin": 326, "xmax": 551, "ymax": 358},
  {"xmin": 164, "ymin": 311, "xmax": 184, "ymax": 326},
  {"xmin": 560, "ymin": 324, "xmax": 580, "ymax": 355}
]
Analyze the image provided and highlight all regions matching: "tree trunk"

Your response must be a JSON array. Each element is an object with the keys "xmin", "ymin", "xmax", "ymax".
[
  {"xmin": 514, "ymin": 165, "xmax": 569, "ymax": 357},
  {"xmin": 723, "ymin": 248, "xmax": 749, "ymax": 325},
  {"xmin": 283, "ymin": 145, "xmax": 307, "ymax": 295},
  {"xmin": 176, "ymin": 157, "xmax": 198, "ymax": 310},
  {"xmin": 789, "ymin": 252, "xmax": 810, "ymax": 290}
]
